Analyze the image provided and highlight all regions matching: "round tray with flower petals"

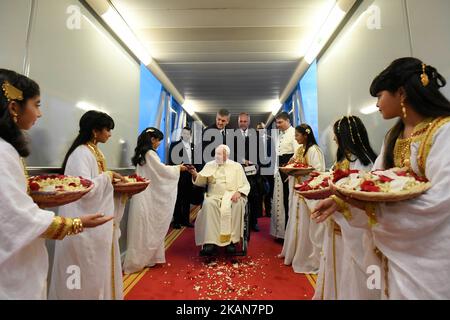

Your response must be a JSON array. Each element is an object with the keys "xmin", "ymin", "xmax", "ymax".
[
  {"xmin": 296, "ymin": 187, "xmax": 332, "ymax": 200},
  {"xmin": 330, "ymin": 168, "xmax": 432, "ymax": 202},
  {"xmin": 28, "ymin": 175, "xmax": 94, "ymax": 208},
  {"xmin": 294, "ymin": 171, "xmax": 332, "ymax": 199},
  {"xmin": 330, "ymin": 181, "xmax": 431, "ymax": 202},
  {"xmin": 279, "ymin": 164, "xmax": 314, "ymax": 177},
  {"xmin": 113, "ymin": 174, "xmax": 150, "ymax": 196}
]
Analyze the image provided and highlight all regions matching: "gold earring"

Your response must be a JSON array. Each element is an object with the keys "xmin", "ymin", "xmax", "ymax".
[
  {"xmin": 401, "ymin": 101, "xmax": 407, "ymax": 119},
  {"xmin": 12, "ymin": 113, "xmax": 18, "ymax": 123}
]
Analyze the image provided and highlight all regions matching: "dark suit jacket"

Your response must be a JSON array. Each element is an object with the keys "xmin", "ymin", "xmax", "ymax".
[
  {"xmin": 232, "ymin": 129, "xmax": 256, "ymax": 164},
  {"xmin": 169, "ymin": 140, "xmax": 204, "ymax": 205},
  {"xmin": 257, "ymin": 131, "xmax": 275, "ymax": 173}
]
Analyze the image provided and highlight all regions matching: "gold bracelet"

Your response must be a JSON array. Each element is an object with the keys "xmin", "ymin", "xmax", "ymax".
[
  {"xmin": 41, "ymin": 216, "xmax": 73, "ymax": 240},
  {"xmin": 330, "ymin": 195, "xmax": 352, "ymax": 220},
  {"xmin": 70, "ymin": 218, "xmax": 84, "ymax": 235}
]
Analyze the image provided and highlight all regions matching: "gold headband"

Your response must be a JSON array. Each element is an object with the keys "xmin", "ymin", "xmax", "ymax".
[
  {"xmin": 2, "ymin": 81, "xmax": 23, "ymax": 102},
  {"xmin": 146, "ymin": 128, "xmax": 155, "ymax": 133},
  {"xmin": 420, "ymin": 63, "xmax": 429, "ymax": 87}
]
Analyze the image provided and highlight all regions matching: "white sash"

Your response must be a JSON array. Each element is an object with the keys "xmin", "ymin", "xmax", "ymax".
[{"xmin": 219, "ymin": 190, "xmax": 234, "ymax": 243}]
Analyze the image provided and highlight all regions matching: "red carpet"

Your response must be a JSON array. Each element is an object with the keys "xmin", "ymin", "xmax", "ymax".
[{"xmin": 124, "ymin": 216, "xmax": 315, "ymax": 300}]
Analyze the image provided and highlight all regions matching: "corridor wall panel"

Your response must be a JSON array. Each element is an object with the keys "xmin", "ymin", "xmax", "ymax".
[
  {"xmin": 26, "ymin": 0, "xmax": 140, "ymax": 168},
  {"xmin": 0, "ymin": 0, "xmax": 31, "ymax": 72},
  {"xmin": 406, "ymin": 0, "xmax": 450, "ymax": 99},
  {"xmin": 317, "ymin": 0, "xmax": 413, "ymax": 168}
]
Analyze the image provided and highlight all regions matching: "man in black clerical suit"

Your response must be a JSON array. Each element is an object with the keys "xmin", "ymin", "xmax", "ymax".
[
  {"xmin": 233, "ymin": 112, "xmax": 261, "ymax": 232},
  {"xmin": 169, "ymin": 126, "xmax": 195, "ymax": 229},
  {"xmin": 201, "ymin": 109, "xmax": 231, "ymax": 168}
]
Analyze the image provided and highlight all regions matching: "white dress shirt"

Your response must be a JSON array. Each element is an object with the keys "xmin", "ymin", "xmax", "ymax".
[{"xmin": 277, "ymin": 126, "xmax": 298, "ymax": 156}]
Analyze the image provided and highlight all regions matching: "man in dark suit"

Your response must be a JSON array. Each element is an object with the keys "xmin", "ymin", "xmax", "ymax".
[
  {"xmin": 201, "ymin": 109, "xmax": 231, "ymax": 168},
  {"xmin": 169, "ymin": 126, "xmax": 195, "ymax": 229},
  {"xmin": 234, "ymin": 112, "xmax": 261, "ymax": 232}
]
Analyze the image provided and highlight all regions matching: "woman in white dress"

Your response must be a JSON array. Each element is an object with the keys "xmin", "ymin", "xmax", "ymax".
[
  {"xmin": 279, "ymin": 124, "xmax": 325, "ymax": 274},
  {"xmin": 0, "ymin": 69, "xmax": 112, "ymax": 299},
  {"xmin": 123, "ymin": 127, "xmax": 187, "ymax": 274},
  {"xmin": 313, "ymin": 57, "xmax": 450, "ymax": 299},
  {"xmin": 312, "ymin": 116, "xmax": 380, "ymax": 300},
  {"xmin": 49, "ymin": 110, "xmax": 125, "ymax": 300}
]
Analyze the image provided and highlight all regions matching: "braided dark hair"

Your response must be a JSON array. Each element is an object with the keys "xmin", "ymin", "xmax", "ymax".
[{"xmin": 333, "ymin": 116, "xmax": 377, "ymax": 166}]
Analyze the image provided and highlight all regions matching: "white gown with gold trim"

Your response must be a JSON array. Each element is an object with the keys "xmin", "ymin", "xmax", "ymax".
[
  {"xmin": 0, "ymin": 138, "xmax": 54, "ymax": 299},
  {"xmin": 280, "ymin": 145, "xmax": 326, "ymax": 274},
  {"xmin": 123, "ymin": 150, "xmax": 180, "ymax": 274},
  {"xmin": 313, "ymin": 158, "xmax": 381, "ymax": 300},
  {"xmin": 371, "ymin": 120, "xmax": 450, "ymax": 299},
  {"xmin": 49, "ymin": 145, "xmax": 115, "ymax": 300}
]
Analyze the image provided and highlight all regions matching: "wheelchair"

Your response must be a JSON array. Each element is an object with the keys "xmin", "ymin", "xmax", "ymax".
[
  {"xmin": 197, "ymin": 193, "xmax": 250, "ymax": 257},
  {"xmin": 234, "ymin": 199, "xmax": 250, "ymax": 256}
]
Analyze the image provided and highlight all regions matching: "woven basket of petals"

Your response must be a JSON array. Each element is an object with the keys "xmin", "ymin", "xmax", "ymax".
[
  {"xmin": 113, "ymin": 174, "xmax": 150, "ymax": 196},
  {"xmin": 29, "ymin": 175, "xmax": 94, "ymax": 208},
  {"xmin": 330, "ymin": 168, "xmax": 431, "ymax": 202},
  {"xmin": 279, "ymin": 163, "xmax": 314, "ymax": 177}
]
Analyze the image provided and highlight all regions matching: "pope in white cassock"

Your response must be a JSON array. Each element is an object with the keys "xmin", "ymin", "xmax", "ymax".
[{"xmin": 190, "ymin": 145, "xmax": 250, "ymax": 255}]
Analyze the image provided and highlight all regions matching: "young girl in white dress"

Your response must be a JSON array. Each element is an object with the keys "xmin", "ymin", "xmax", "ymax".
[
  {"xmin": 313, "ymin": 57, "xmax": 450, "ymax": 299},
  {"xmin": 50, "ymin": 110, "xmax": 124, "ymax": 300},
  {"xmin": 280, "ymin": 124, "xmax": 326, "ymax": 274},
  {"xmin": 123, "ymin": 127, "xmax": 187, "ymax": 274},
  {"xmin": 312, "ymin": 116, "xmax": 380, "ymax": 300}
]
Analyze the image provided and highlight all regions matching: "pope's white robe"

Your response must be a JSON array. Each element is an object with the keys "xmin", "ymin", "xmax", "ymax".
[
  {"xmin": 123, "ymin": 150, "xmax": 180, "ymax": 274},
  {"xmin": 370, "ymin": 121, "xmax": 450, "ymax": 299},
  {"xmin": 270, "ymin": 126, "xmax": 300, "ymax": 239},
  {"xmin": 194, "ymin": 159, "xmax": 251, "ymax": 246},
  {"xmin": 313, "ymin": 159, "xmax": 381, "ymax": 300},
  {"xmin": 49, "ymin": 145, "xmax": 115, "ymax": 300},
  {"xmin": 280, "ymin": 145, "xmax": 326, "ymax": 274},
  {"xmin": 0, "ymin": 138, "xmax": 54, "ymax": 299}
]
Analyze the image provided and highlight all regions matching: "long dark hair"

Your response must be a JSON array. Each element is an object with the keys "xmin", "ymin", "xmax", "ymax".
[
  {"xmin": 0, "ymin": 69, "xmax": 40, "ymax": 157},
  {"xmin": 62, "ymin": 110, "xmax": 115, "ymax": 172},
  {"xmin": 295, "ymin": 123, "xmax": 318, "ymax": 156},
  {"xmin": 131, "ymin": 127, "xmax": 164, "ymax": 166},
  {"xmin": 333, "ymin": 116, "xmax": 377, "ymax": 166},
  {"xmin": 370, "ymin": 57, "xmax": 450, "ymax": 168}
]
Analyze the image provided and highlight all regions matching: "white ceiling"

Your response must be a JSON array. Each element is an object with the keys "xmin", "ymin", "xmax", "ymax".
[{"xmin": 110, "ymin": 0, "xmax": 337, "ymax": 126}]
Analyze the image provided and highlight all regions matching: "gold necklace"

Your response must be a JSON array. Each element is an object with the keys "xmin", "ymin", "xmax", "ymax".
[
  {"xmin": 394, "ymin": 118, "xmax": 433, "ymax": 168},
  {"xmin": 86, "ymin": 142, "xmax": 107, "ymax": 173}
]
